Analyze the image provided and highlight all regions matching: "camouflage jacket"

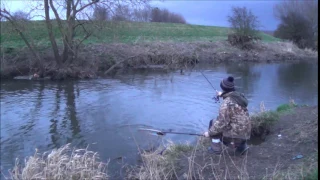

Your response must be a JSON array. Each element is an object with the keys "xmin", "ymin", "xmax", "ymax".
[{"xmin": 209, "ymin": 91, "xmax": 251, "ymax": 140}]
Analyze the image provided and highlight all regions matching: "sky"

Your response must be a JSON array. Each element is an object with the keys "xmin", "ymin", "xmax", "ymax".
[{"xmin": 3, "ymin": 0, "xmax": 280, "ymax": 31}]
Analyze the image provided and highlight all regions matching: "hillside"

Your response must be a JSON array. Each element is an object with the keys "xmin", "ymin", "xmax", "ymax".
[{"xmin": 0, "ymin": 20, "xmax": 279, "ymax": 49}]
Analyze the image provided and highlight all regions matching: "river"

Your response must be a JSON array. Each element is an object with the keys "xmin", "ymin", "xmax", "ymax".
[{"xmin": 0, "ymin": 61, "xmax": 318, "ymax": 178}]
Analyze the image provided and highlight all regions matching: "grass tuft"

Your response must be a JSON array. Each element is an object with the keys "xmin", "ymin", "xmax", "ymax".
[
  {"xmin": 6, "ymin": 144, "xmax": 109, "ymax": 180},
  {"xmin": 250, "ymin": 110, "xmax": 280, "ymax": 138},
  {"xmin": 276, "ymin": 103, "xmax": 297, "ymax": 113},
  {"xmin": 305, "ymin": 168, "xmax": 318, "ymax": 180}
]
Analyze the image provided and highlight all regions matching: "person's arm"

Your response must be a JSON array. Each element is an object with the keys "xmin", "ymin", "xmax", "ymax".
[{"xmin": 208, "ymin": 98, "xmax": 230, "ymax": 136}]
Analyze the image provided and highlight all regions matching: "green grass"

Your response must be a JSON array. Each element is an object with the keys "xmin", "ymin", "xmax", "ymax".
[
  {"xmin": 0, "ymin": 20, "xmax": 279, "ymax": 49},
  {"xmin": 251, "ymin": 111, "xmax": 280, "ymax": 134},
  {"xmin": 276, "ymin": 103, "xmax": 298, "ymax": 113},
  {"xmin": 305, "ymin": 168, "xmax": 318, "ymax": 180},
  {"xmin": 251, "ymin": 103, "xmax": 300, "ymax": 137}
]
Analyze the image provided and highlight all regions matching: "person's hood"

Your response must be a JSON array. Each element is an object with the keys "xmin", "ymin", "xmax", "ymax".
[{"xmin": 222, "ymin": 91, "xmax": 248, "ymax": 108}]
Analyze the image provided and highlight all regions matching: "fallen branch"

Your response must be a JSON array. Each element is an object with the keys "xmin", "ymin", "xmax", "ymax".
[{"xmin": 104, "ymin": 55, "xmax": 139, "ymax": 75}]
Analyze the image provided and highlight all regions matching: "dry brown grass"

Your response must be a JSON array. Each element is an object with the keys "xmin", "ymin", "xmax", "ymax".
[
  {"xmin": 126, "ymin": 140, "xmax": 190, "ymax": 180},
  {"xmin": 1, "ymin": 40, "xmax": 317, "ymax": 80},
  {"xmin": 4, "ymin": 144, "xmax": 109, "ymax": 180},
  {"xmin": 128, "ymin": 137, "xmax": 251, "ymax": 180},
  {"xmin": 266, "ymin": 153, "xmax": 318, "ymax": 180}
]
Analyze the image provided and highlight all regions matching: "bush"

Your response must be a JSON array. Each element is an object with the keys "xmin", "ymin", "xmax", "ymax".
[
  {"xmin": 151, "ymin": 7, "xmax": 186, "ymax": 24},
  {"xmin": 274, "ymin": 11, "xmax": 315, "ymax": 49},
  {"xmin": 93, "ymin": 6, "xmax": 109, "ymax": 21},
  {"xmin": 276, "ymin": 103, "xmax": 297, "ymax": 113},
  {"xmin": 12, "ymin": 10, "xmax": 30, "ymax": 21},
  {"xmin": 250, "ymin": 111, "xmax": 280, "ymax": 139},
  {"xmin": 227, "ymin": 7, "xmax": 261, "ymax": 49},
  {"xmin": 227, "ymin": 34, "xmax": 261, "ymax": 49},
  {"xmin": 273, "ymin": 1, "xmax": 318, "ymax": 50}
]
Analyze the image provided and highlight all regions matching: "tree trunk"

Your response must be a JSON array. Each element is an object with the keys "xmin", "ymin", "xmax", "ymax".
[
  {"xmin": 61, "ymin": 0, "xmax": 74, "ymax": 63},
  {"xmin": 44, "ymin": 0, "xmax": 62, "ymax": 67}
]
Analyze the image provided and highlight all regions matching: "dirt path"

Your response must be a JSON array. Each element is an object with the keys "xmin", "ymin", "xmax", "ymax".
[{"xmin": 173, "ymin": 106, "xmax": 318, "ymax": 180}]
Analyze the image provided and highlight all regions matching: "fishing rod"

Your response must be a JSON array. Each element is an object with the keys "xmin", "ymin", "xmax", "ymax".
[
  {"xmin": 138, "ymin": 128, "xmax": 204, "ymax": 136},
  {"xmin": 200, "ymin": 72, "xmax": 221, "ymax": 103}
]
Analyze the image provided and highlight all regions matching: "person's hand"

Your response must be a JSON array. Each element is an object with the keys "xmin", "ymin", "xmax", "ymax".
[
  {"xmin": 216, "ymin": 91, "xmax": 222, "ymax": 97},
  {"xmin": 203, "ymin": 131, "xmax": 210, "ymax": 137}
]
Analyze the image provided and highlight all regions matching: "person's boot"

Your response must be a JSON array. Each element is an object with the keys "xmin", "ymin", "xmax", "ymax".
[
  {"xmin": 208, "ymin": 138, "xmax": 222, "ymax": 154},
  {"xmin": 235, "ymin": 141, "xmax": 249, "ymax": 155}
]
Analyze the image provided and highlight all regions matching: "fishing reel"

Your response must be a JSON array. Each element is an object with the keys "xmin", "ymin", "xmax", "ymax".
[
  {"xmin": 212, "ymin": 90, "xmax": 222, "ymax": 103},
  {"xmin": 212, "ymin": 95, "xmax": 220, "ymax": 103}
]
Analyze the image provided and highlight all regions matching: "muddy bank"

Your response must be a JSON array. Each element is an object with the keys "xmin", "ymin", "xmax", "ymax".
[
  {"xmin": 126, "ymin": 105, "xmax": 318, "ymax": 180},
  {"xmin": 1, "ymin": 41, "xmax": 318, "ymax": 80}
]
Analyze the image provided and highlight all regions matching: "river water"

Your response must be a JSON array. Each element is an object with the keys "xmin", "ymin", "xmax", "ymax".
[{"xmin": 0, "ymin": 61, "xmax": 318, "ymax": 178}]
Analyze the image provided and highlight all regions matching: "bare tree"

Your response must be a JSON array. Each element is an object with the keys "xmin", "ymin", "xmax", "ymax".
[
  {"xmin": 151, "ymin": 7, "xmax": 161, "ymax": 22},
  {"xmin": 132, "ymin": 6, "xmax": 151, "ymax": 22},
  {"xmin": 227, "ymin": 6, "xmax": 261, "ymax": 48},
  {"xmin": 12, "ymin": 10, "xmax": 30, "ymax": 21},
  {"xmin": 150, "ymin": 7, "xmax": 186, "ymax": 24},
  {"xmin": 92, "ymin": 6, "xmax": 109, "ymax": 21},
  {"xmin": 274, "ymin": 11, "xmax": 314, "ymax": 49},
  {"xmin": 273, "ymin": 0, "xmax": 318, "ymax": 49},
  {"xmin": 228, "ymin": 6, "xmax": 260, "ymax": 37},
  {"xmin": 42, "ymin": 0, "xmax": 148, "ymax": 67},
  {"xmin": 111, "ymin": 4, "xmax": 132, "ymax": 21},
  {"xmin": 161, "ymin": 9, "xmax": 169, "ymax": 22},
  {"xmin": 0, "ymin": 8, "xmax": 44, "ymax": 74},
  {"xmin": 168, "ymin": 12, "xmax": 186, "ymax": 24}
]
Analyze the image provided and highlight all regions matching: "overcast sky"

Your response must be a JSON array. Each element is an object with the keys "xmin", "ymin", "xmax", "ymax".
[
  {"xmin": 150, "ymin": 1, "xmax": 280, "ymax": 30},
  {"xmin": 4, "ymin": 0, "xmax": 280, "ymax": 30}
]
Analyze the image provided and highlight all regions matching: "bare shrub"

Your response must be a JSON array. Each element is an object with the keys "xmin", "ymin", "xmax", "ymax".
[
  {"xmin": 93, "ymin": 6, "xmax": 109, "ymax": 21},
  {"xmin": 12, "ymin": 10, "xmax": 30, "ymax": 21},
  {"xmin": 128, "ymin": 137, "xmax": 251, "ymax": 180},
  {"xmin": 132, "ymin": 6, "xmax": 152, "ymax": 22},
  {"xmin": 7, "ymin": 144, "xmax": 109, "ymax": 180},
  {"xmin": 227, "ymin": 6, "xmax": 261, "ymax": 49},
  {"xmin": 168, "ymin": 12, "xmax": 186, "ymax": 24},
  {"xmin": 111, "ymin": 5, "xmax": 132, "ymax": 22},
  {"xmin": 273, "ymin": 0, "xmax": 318, "ymax": 50},
  {"xmin": 274, "ymin": 11, "xmax": 315, "ymax": 49},
  {"xmin": 126, "ymin": 141, "xmax": 183, "ymax": 180},
  {"xmin": 151, "ymin": 7, "xmax": 186, "ymax": 24}
]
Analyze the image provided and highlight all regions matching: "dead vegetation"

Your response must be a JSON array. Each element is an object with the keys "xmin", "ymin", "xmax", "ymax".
[
  {"xmin": 127, "ymin": 138, "xmax": 252, "ymax": 180},
  {"xmin": 1, "ymin": 40, "xmax": 317, "ymax": 80},
  {"xmin": 3, "ymin": 144, "xmax": 109, "ymax": 180}
]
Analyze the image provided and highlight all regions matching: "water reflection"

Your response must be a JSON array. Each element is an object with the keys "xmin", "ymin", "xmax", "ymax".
[
  {"xmin": 276, "ymin": 62, "xmax": 318, "ymax": 103},
  {"xmin": 224, "ymin": 62, "xmax": 261, "ymax": 96}
]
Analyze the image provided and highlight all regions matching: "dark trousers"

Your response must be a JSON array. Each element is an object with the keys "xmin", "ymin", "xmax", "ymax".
[{"xmin": 208, "ymin": 119, "xmax": 247, "ymax": 149}]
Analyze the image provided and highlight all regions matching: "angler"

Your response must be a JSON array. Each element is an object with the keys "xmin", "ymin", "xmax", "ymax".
[{"xmin": 203, "ymin": 76, "xmax": 251, "ymax": 155}]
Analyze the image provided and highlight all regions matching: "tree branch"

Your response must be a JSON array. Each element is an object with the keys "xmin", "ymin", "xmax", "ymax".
[
  {"xmin": 104, "ymin": 55, "xmax": 138, "ymax": 75},
  {"xmin": 49, "ymin": 0, "xmax": 66, "ymax": 36},
  {"xmin": 76, "ymin": 1, "xmax": 99, "ymax": 13}
]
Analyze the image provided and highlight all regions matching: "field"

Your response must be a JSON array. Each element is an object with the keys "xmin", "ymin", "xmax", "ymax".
[{"xmin": 0, "ymin": 20, "xmax": 279, "ymax": 49}]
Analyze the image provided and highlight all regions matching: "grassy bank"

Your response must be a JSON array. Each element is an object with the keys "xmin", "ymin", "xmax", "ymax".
[
  {"xmin": 6, "ymin": 103, "xmax": 318, "ymax": 180},
  {"xmin": 0, "ymin": 21, "xmax": 279, "ymax": 49},
  {"xmin": 1, "ymin": 21, "xmax": 318, "ymax": 80}
]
